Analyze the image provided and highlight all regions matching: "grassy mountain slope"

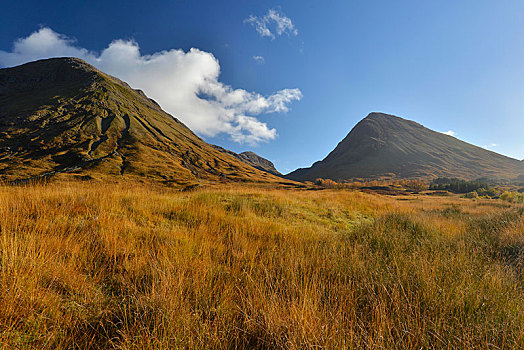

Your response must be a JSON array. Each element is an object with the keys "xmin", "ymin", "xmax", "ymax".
[
  {"xmin": 0, "ymin": 58, "xmax": 284, "ymax": 184},
  {"xmin": 288, "ymin": 112, "xmax": 523, "ymax": 181}
]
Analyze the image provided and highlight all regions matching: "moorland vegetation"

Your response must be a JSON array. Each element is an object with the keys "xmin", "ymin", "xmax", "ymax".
[{"xmin": 0, "ymin": 180, "xmax": 523, "ymax": 349}]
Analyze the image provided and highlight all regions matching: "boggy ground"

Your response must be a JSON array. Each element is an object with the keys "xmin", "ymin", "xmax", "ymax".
[{"xmin": 0, "ymin": 181, "xmax": 523, "ymax": 349}]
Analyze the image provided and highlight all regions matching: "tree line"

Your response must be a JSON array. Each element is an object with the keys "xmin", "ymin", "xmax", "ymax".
[{"xmin": 429, "ymin": 177, "xmax": 492, "ymax": 194}]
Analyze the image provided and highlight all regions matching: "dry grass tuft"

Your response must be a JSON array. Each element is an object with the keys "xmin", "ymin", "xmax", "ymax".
[{"xmin": 0, "ymin": 181, "xmax": 523, "ymax": 348}]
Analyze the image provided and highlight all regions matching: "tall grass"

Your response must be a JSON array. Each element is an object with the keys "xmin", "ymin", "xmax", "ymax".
[{"xmin": 0, "ymin": 181, "xmax": 523, "ymax": 348}]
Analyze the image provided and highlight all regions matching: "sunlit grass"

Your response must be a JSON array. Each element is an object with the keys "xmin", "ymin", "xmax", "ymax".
[{"xmin": 0, "ymin": 181, "xmax": 523, "ymax": 348}]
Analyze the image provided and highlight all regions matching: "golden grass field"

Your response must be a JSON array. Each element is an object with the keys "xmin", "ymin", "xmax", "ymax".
[{"xmin": 0, "ymin": 181, "xmax": 523, "ymax": 349}]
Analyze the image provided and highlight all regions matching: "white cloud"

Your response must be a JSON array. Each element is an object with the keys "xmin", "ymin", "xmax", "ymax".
[
  {"xmin": 244, "ymin": 9, "xmax": 298, "ymax": 40},
  {"xmin": 483, "ymin": 143, "xmax": 498, "ymax": 149},
  {"xmin": 0, "ymin": 27, "xmax": 302, "ymax": 144},
  {"xmin": 252, "ymin": 55, "xmax": 265, "ymax": 64},
  {"xmin": 442, "ymin": 130, "xmax": 456, "ymax": 136}
]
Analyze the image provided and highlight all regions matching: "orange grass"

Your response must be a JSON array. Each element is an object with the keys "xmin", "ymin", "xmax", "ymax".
[{"xmin": 0, "ymin": 181, "xmax": 523, "ymax": 349}]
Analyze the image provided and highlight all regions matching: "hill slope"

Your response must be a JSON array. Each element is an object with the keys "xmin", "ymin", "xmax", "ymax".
[
  {"xmin": 211, "ymin": 145, "xmax": 281, "ymax": 176},
  {"xmin": 287, "ymin": 112, "xmax": 523, "ymax": 181},
  {"xmin": 0, "ymin": 58, "xmax": 283, "ymax": 184}
]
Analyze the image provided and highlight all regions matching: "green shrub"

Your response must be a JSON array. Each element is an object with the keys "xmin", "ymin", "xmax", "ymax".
[
  {"xmin": 463, "ymin": 191, "xmax": 479, "ymax": 199},
  {"xmin": 500, "ymin": 191, "xmax": 524, "ymax": 203}
]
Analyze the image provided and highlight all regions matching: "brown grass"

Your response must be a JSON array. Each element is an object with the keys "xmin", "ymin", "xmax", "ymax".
[{"xmin": 0, "ymin": 181, "xmax": 523, "ymax": 349}]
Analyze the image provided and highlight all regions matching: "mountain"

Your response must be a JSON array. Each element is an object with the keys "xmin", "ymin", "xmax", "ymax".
[
  {"xmin": 287, "ymin": 112, "xmax": 523, "ymax": 182},
  {"xmin": 0, "ymin": 57, "xmax": 284, "ymax": 184},
  {"xmin": 239, "ymin": 151, "xmax": 281, "ymax": 176},
  {"xmin": 211, "ymin": 145, "xmax": 281, "ymax": 176}
]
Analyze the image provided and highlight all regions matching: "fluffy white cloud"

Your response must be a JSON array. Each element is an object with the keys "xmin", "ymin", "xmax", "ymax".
[
  {"xmin": 442, "ymin": 130, "xmax": 456, "ymax": 136},
  {"xmin": 483, "ymin": 143, "xmax": 498, "ymax": 149},
  {"xmin": 252, "ymin": 55, "xmax": 265, "ymax": 64},
  {"xmin": 0, "ymin": 28, "xmax": 302, "ymax": 144},
  {"xmin": 244, "ymin": 9, "xmax": 298, "ymax": 39}
]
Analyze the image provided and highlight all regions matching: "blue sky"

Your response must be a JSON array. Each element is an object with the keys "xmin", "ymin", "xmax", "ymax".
[{"xmin": 2, "ymin": 0, "xmax": 523, "ymax": 173}]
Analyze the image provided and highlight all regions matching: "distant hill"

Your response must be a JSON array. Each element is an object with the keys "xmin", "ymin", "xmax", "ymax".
[
  {"xmin": 287, "ymin": 112, "xmax": 523, "ymax": 182},
  {"xmin": 0, "ymin": 57, "xmax": 285, "ymax": 184},
  {"xmin": 211, "ymin": 145, "xmax": 281, "ymax": 176}
]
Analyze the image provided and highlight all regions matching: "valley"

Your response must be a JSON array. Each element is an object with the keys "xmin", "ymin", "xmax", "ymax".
[{"xmin": 0, "ymin": 57, "xmax": 523, "ymax": 349}]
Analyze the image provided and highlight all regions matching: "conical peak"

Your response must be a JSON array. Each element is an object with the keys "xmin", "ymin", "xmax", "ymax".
[
  {"xmin": 287, "ymin": 112, "xmax": 522, "ymax": 181},
  {"xmin": 363, "ymin": 112, "xmax": 416, "ymax": 125}
]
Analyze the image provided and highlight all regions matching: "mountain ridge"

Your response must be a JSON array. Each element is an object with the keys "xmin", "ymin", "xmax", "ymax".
[
  {"xmin": 0, "ymin": 57, "xmax": 288, "ymax": 184},
  {"xmin": 211, "ymin": 145, "xmax": 281, "ymax": 176}
]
